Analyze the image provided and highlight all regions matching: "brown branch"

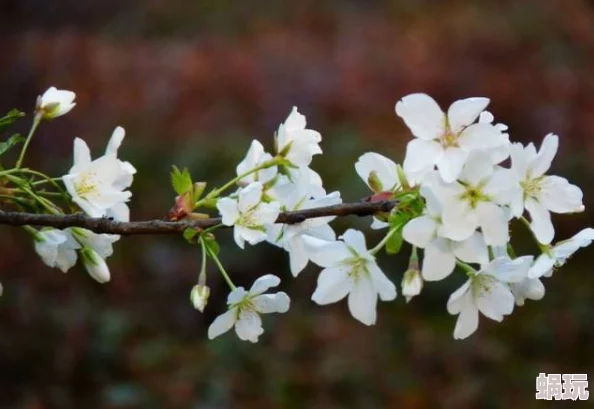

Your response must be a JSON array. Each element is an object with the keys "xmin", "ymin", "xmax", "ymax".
[{"xmin": 0, "ymin": 200, "xmax": 398, "ymax": 235}]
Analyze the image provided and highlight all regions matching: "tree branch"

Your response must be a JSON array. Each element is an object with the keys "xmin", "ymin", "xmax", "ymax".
[{"xmin": 0, "ymin": 200, "xmax": 397, "ymax": 235}]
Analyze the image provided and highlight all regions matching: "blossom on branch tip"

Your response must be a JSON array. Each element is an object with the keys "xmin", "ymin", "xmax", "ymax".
[
  {"xmin": 510, "ymin": 133, "xmax": 584, "ymax": 244},
  {"xmin": 528, "ymin": 228, "xmax": 594, "ymax": 279},
  {"xmin": 217, "ymin": 182, "xmax": 280, "ymax": 249},
  {"xmin": 36, "ymin": 87, "xmax": 76, "ymax": 119},
  {"xmin": 34, "ymin": 228, "xmax": 80, "ymax": 273},
  {"xmin": 447, "ymin": 256, "xmax": 533, "ymax": 339},
  {"xmin": 305, "ymin": 229, "xmax": 396, "ymax": 326},
  {"xmin": 208, "ymin": 274, "xmax": 290, "ymax": 342},
  {"xmin": 275, "ymin": 107, "xmax": 322, "ymax": 167},
  {"xmin": 236, "ymin": 140, "xmax": 277, "ymax": 185},
  {"xmin": 396, "ymin": 93, "xmax": 507, "ymax": 183}
]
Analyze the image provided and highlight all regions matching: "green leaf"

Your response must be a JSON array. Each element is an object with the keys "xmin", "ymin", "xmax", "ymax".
[
  {"xmin": 386, "ymin": 229, "xmax": 404, "ymax": 255},
  {"xmin": 183, "ymin": 228, "xmax": 201, "ymax": 244},
  {"xmin": 0, "ymin": 109, "xmax": 25, "ymax": 133},
  {"xmin": 171, "ymin": 166, "xmax": 193, "ymax": 195},
  {"xmin": 202, "ymin": 234, "xmax": 220, "ymax": 256},
  {"xmin": 0, "ymin": 134, "xmax": 25, "ymax": 157}
]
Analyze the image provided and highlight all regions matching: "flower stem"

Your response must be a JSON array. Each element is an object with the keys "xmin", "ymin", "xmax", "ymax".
[
  {"xmin": 456, "ymin": 260, "xmax": 477, "ymax": 276},
  {"xmin": 16, "ymin": 113, "xmax": 42, "ymax": 169},
  {"xmin": 196, "ymin": 156, "xmax": 281, "ymax": 207},
  {"xmin": 519, "ymin": 216, "xmax": 549, "ymax": 252},
  {"xmin": 370, "ymin": 226, "xmax": 399, "ymax": 256},
  {"xmin": 199, "ymin": 238, "xmax": 208, "ymax": 283},
  {"xmin": 204, "ymin": 240, "xmax": 236, "ymax": 290}
]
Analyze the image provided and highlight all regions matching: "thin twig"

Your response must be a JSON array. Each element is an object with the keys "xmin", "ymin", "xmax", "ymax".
[{"xmin": 0, "ymin": 200, "xmax": 397, "ymax": 235}]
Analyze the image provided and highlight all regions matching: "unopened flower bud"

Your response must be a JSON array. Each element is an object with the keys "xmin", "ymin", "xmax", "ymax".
[
  {"xmin": 190, "ymin": 284, "xmax": 210, "ymax": 312},
  {"xmin": 402, "ymin": 257, "xmax": 423, "ymax": 303},
  {"xmin": 80, "ymin": 247, "xmax": 110, "ymax": 284},
  {"xmin": 36, "ymin": 87, "xmax": 76, "ymax": 119}
]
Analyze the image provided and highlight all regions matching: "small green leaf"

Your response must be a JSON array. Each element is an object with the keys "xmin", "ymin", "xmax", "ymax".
[
  {"xmin": 0, "ymin": 109, "xmax": 25, "ymax": 133},
  {"xmin": 171, "ymin": 166, "xmax": 193, "ymax": 195},
  {"xmin": 202, "ymin": 234, "xmax": 220, "ymax": 256},
  {"xmin": 386, "ymin": 230, "xmax": 404, "ymax": 255},
  {"xmin": 0, "ymin": 134, "xmax": 25, "ymax": 157},
  {"xmin": 183, "ymin": 227, "xmax": 201, "ymax": 244}
]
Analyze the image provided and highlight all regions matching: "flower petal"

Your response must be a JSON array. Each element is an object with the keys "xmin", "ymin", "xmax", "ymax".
[
  {"xmin": 238, "ymin": 182, "xmax": 263, "ymax": 212},
  {"xmin": 403, "ymin": 139, "xmax": 442, "ymax": 174},
  {"xmin": 312, "ymin": 266, "xmax": 351, "ymax": 305},
  {"xmin": 368, "ymin": 262, "xmax": 397, "ymax": 301},
  {"xmin": 253, "ymin": 292, "xmax": 290, "ymax": 313},
  {"xmin": 395, "ymin": 93, "xmax": 445, "ymax": 140},
  {"xmin": 436, "ymin": 147, "xmax": 468, "ymax": 183},
  {"xmin": 208, "ymin": 309, "xmax": 237, "ymax": 340},
  {"xmin": 447, "ymin": 97, "xmax": 489, "ymax": 134},
  {"xmin": 475, "ymin": 202, "xmax": 509, "ymax": 246},
  {"xmin": 453, "ymin": 232, "xmax": 489, "ymax": 265},
  {"xmin": 402, "ymin": 215, "xmax": 437, "ymax": 248},
  {"xmin": 538, "ymin": 176, "xmax": 584, "ymax": 214},
  {"xmin": 347, "ymin": 278, "xmax": 377, "ymax": 325},
  {"xmin": 235, "ymin": 310, "xmax": 264, "ymax": 342},
  {"xmin": 355, "ymin": 152, "xmax": 399, "ymax": 192},
  {"xmin": 525, "ymin": 197, "xmax": 554, "ymax": 245},
  {"xmin": 340, "ymin": 229, "xmax": 368, "ymax": 255},
  {"xmin": 249, "ymin": 274, "xmax": 281, "ymax": 295},
  {"xmin": 421, "ymin": 238, "xmax": 456, "ymax": 281},
  {"xmin": 530, "ymin": 133, "xmax": 558, "ymax": 178}
]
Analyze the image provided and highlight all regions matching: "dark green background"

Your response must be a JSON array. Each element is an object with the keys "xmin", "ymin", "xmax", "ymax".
[{"xmin": 0, "ymin": 1, "xmax": 593, "ymax": 407}]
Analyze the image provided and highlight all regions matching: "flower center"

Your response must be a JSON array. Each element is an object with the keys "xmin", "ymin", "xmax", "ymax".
[
  {"xmin": 440, "ymin": 129, "xmax": 459, "ymax": 148},
  {"xmin": 345, "ymin": 256, "xmax": 369, "ymax": 283},
  {"xmin": 460, "ymin": 185, "xmax": 490, "ymax": 208},
  {"xmin": 521, "ymin": 176, "xmax": 543, "ymax": 199},
  {"xmin": 237, "ymin": 205, "xmax": 265, "ymax": 230},
  {"xmin": 75, "ymin": 173, "xmax": 98, "ymax": 197},
  {"xmin": 472, "ymin": 274, "xmax": 498, "ymax": 297}
]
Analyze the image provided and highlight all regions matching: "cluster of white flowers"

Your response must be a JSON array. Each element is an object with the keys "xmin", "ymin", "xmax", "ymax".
[
  {"xmin": 30, "ymin": 88, "xmax": 135, "ymax": 284},
  {"xmin": 19, "ymin": 87, "xmax": 592, "ymax": 343},
  {"xmin": 210, "ymin": 93, "xmax": 592, "ymax": 342},
  {"xmin": 211, "ymin": 107, "xmax": 341, "ymax": 341},
  {"xmin": 372, "ymin": 93, "xmax": 590, "ymax": 339}
]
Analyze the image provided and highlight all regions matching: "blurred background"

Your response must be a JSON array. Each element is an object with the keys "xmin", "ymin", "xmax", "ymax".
[{"xmin": 1, "ymin": 0, "xmax": 593, "ymax": 408}]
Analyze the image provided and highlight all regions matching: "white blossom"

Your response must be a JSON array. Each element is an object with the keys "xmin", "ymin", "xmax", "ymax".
[
  {"xmin": 396, "ymin": 93, "xmax": 507, "ymax": 183},
  {"xmin": 305, "ymin": 229, "xmax": 397, "ymax": 325},
  {"xmin": 510, "ymin": 133, "xmax": 584, "ymax": 244},
  {"xmin": 70, "ymin": 227, "xmax": 120, "ymax": 258},
  {"xmin": 34, "ymin": 229, "xmax": 80, "ymax": 273},
  {"xmin": 427, "ymin": 153, "xmax": 520, "ymax": 246},
  {"xmin": 80, "ymin": 247, "xmax": 111, "ymax": 283},
  {"xmin": 275, "ymin": 107, "xmax": 322, "ymax": 167},
  {"xmin": 217, "ymin": 182, "xmax": 280, "ymax": 249},
  {"xmin": 36, "ymin": 87, "xmax": 76, "ymax": 119},
  {"xmin": 208, "ymin": 275, "xmax": 290, "ymax": 342},
  {"xmin": 236, "ymin": 140, "xmax": 277, "ymax": 185},
  {"xmin": 66, "ymin": 127, "xmax": 136, "ymax": 222},
  {"xmin": 447, "ymin": 256, "xmax": 533, "ymax": 339},
  {"xmin": 402, "ymin": 186, "xmax": 489, "ymax": 281},
  {"xmin": 528, "ymin": 228, "xmax": 594, "ymax": 278},
  {"xmin": 63, "ymin": 134, "xmax": 133, "ymax": 219}
]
